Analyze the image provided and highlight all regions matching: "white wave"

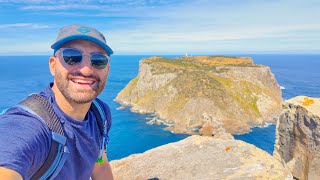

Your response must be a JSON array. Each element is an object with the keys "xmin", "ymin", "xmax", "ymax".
[
  {"xmin": 280, "ymin": 86, "xmax": 285, "ymax": 90},
  {"xmin": 146, "ymin": 116, "xmax": 173, "ymax": 127},
  {"xmin": 116, "ymin": 106, "xmax": 126, "ymax": 110},
  {"xmin": 259, "ymin": 122, "xmax": 274, "ymax": 128}
]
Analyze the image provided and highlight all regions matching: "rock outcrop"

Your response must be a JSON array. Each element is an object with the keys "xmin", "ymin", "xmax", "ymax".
[
  {"xmin": 116, "ymin": 56, "xmax": 282, "ymax": 134},
  {"xmin": 110, "ymin": 135, "xmax": 292, "ymax": 180},
  {"xmin": 274, "ymin": 96, "xmax": 320, "ymax": 180}
]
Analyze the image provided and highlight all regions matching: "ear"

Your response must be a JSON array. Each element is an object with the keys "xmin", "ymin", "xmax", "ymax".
[
  {"xmin": 106, "ymin": 64, "xmax": 111, "ymax": 79},
  {"xmin": 49, "ymin": 56, "xmax": 57, "ymax": 76},
  {"xmin": 107, "ymin": 64, "xmax": 110, "ymax": 72},
  {"xmin": 105, "ymin": 64, "xmax": 110, "ymax": 76}
]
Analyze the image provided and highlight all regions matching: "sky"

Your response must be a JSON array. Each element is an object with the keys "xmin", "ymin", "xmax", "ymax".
[{"xmin": 0, "ymin": 0, "xmax": 319, "ymax": 55}]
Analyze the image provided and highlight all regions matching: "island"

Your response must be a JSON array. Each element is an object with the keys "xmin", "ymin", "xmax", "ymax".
[{"xmin": 115, "ymin": 56, "xmax": 282, "ymax": 134}]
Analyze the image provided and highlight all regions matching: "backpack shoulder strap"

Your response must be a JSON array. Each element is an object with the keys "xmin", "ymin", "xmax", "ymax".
[
  {"xmin": 91, "ymin": 99, "xmax": 109, "ymax": 164},
  {"xmin": 91, "ymin": 99, "xmax": 105, "ymax": 136},
  {"xmin": 17, "ymin": 94, "xmax": 70, "ymax": 180}
]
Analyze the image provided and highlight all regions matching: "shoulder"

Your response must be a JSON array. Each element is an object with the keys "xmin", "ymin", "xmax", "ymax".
[
  {"xmin": 0, "ymin": 105, "xmax": 52, "ymax": 151},
  {"xmin": 94, "ymin": 98, "xmax": 111, "ymax": 114},
  {"xmin": 93, "ymin": 98, "xmax": 111, "ymax": 122},
  {"xmin": 0, "ymin": 106, "xmax": 52, "ymax": 179},
  {"xmin": 93, "ymin": 98, "xmax": 112, "ymax": 130},
  {"xmin": 1, "ymin": 106, "xmax": 51, "ymax": 133}
]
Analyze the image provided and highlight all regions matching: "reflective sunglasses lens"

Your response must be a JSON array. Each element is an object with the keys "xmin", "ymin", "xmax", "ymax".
[
  {"xmin": 91, "ymin": 53, "xmax": 109, "ymax": 69},
  {"xmin": 62, "ymin": 48, "xmax": 82, "ymax": 65}
]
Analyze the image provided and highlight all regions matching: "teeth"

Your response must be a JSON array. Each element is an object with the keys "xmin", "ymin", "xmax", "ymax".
[{"xmin": 72, "ymin": 79, "xmax": 94, "ymax": 84}]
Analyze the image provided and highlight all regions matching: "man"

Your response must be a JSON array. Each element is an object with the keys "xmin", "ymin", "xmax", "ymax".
[{"xmin": 0, "ymin": 24, "xmax": 114, "ymax": 180}]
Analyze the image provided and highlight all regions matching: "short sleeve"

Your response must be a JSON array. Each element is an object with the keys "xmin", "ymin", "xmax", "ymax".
[{"xmin": 0, "ymin": 107, "xmax": 51, "ymax": 179}]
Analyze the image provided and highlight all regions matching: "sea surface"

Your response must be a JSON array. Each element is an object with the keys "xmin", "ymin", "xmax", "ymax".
[{"xmin": 0, "ymin": 54, "xmax": 319, "ymax": 160}]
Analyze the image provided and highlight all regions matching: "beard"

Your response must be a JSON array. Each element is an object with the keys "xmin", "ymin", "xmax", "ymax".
[{"xmin": 54, "ymin": 70, "xmax": 106, "ymax": 104}]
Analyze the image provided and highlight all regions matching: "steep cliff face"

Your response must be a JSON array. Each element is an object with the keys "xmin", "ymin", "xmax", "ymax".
[
  {"xmin": 110, "ymin": 135, "xmax": 292, "ymax": 180},
  {"xmin": 116, "ymin": 56, "xmax": 282, "ymax": 134},
  {"xmin": 274, "ymin": 96, "xmax": 320, "ymax": 180}
]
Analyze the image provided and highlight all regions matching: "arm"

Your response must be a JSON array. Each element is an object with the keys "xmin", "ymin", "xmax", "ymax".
[
  {"xmin": 91, "ymin": 153, "xmax": 114, "ymax": 180},
  {"xmin": 0, "ymin": 167, "xmax": 23, "ymax": 180},
  {"xmin": 0, "ymin": 108, "xmax": 51, "ymax": 180}
]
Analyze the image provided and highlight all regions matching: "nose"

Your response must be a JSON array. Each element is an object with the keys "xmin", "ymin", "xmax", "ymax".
[{"xmin": 78, "ymin": 55, "xmax": 95, "ymax": 76}]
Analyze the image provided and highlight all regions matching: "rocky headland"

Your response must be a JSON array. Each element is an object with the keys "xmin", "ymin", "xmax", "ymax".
[
  {"xmin": 274, "ymin": 96, "xmax": 320, "ymax": 180},
  {"xmin": 110, "ymin": 95, "xmax": 320, "ymax": 179},
  {"xmin": 115, "ymin": 56, "xmax": 282, "ymax": 134},
  {"xmin": 110, "ymin": 135, "xmax": 293, "ymax": 180},
  {"xmin": 111, "ymin": 56, "xmax": 320, "ymax": 179},
  {"xmin": 110, "ymin": 96, "xmax": 319, "ymax": 179}
]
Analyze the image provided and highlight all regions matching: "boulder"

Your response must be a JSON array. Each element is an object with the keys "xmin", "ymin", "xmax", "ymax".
[{"xmin": 111, "ymin": 135, "xmax": 292, "ymax": 180}]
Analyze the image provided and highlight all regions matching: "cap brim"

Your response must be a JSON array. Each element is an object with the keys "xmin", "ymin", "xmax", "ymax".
[{"xmin": 51, "ymin": 35, "xmax": 113, "ymax": 55}]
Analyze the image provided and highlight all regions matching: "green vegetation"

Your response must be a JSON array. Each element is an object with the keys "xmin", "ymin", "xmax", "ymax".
[
  {"xmin": 118, "ymin": 56, "xmax": 278, "ymax": 120},
  {"xmin": 166, "ymin": 95, "xmax": 189, "ymax": 115},
  {"xmin": 231, "ymin": 81, "xmax": 262, "ymax": 116},
  {"xmin": 117, "ymin": 77, "xmax": 138, "ymax": 99},
  {"xmin": 135, "ymin": 90, "xmax": 158, "ymax": 106},
  {"xmin": 169, "ymin": 71, "xmax": 222, "ymax": 99},
  {"xmin": 143, "ymin": 56, "xmax": 256, "ymax": 75}
]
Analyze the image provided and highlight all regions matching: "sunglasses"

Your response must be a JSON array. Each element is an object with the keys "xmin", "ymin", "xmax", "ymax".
[{"xmin": 58, "ymin": 48, "xmax": 110, "ymax": 69}]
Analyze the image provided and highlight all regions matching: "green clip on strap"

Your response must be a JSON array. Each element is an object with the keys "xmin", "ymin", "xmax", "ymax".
[{"xmin": 92, "ymin": 99, "xmax": 107, "ymax": 164}]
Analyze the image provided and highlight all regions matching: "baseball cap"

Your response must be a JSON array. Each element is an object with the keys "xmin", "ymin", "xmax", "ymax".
[{"xmin": 51, "ymin": 24, "xmax": 113, "ymax": 56}]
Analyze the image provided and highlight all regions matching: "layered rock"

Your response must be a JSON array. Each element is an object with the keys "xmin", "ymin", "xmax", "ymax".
[
  {"xmin": 110, "ymin": 135, "xmax": 292, "ymax": 180},
  {"xmin": 116, "ymin": 56, "xmax": 282, "ymax": 134},
  {"xmin": 274, "ymin": 96, "xmax": 320, "ymax": 180}
]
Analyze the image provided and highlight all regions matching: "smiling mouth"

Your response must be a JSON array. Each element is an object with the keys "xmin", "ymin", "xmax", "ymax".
[{"xmin": 70, "ymin": 78, "xmax": 96, "ymax": 85}]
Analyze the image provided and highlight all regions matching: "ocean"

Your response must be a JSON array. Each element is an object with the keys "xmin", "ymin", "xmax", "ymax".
[{"xmin": 0, "ymin": 54, "xmax": 319, "ymax": 160}]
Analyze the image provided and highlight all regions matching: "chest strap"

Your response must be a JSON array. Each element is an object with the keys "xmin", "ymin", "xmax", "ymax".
[{"xmin": 18, "ymin": 94, "xmax": 70, "ymax": 180}]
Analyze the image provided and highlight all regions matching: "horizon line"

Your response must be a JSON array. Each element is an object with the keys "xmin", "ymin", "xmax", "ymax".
[{"xmin": 1, "ymin": 52, "xmax": 320, "ymax": 56}]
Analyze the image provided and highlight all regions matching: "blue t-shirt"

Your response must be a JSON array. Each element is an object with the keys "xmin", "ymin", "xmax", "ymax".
[{"xmin": 0, "ymin": 84, "xmax": 112, "ymax": 180}]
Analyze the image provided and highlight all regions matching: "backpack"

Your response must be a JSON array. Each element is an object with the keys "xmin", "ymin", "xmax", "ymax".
[{"xmin": 16, "ymin": 94, "xmax": 108, "ymax": 180}]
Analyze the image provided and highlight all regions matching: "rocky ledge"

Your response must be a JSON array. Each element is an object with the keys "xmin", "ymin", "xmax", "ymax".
[
  {"xmin": 110, "ymin": 135, "xmax": 292, "ymax": 180},
  {"xmin": 115, "ymin": 56, "xmax": 282, "ymax": 134},
  {"xmin": 274, "ymin": 96, "xmax": 320, "ymax": 180}
]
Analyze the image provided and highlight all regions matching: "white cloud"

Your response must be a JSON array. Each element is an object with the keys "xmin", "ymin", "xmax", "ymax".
[
  {"xmin": 22, "ymin": 4, "xmax": 115, "ymax": 10},
  {"xmin": 1, "ymin": 0, "xmax": 319, "ymax": 54},
  {"xmin": 100, "ymin": 0, "xmax": 320, "ymax": 53},
  {"xmin": 19, "ymin": 0, "xmax": 180, "ymax": 11},
  {"xmin": 0, "ymin": 23, "xmax": 49, "ymax": 29}
]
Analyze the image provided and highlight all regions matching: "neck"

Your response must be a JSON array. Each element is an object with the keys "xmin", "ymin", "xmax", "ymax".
[{"xmin": 51, "ymin": 85, "xmax": 91, "ymax": 121}]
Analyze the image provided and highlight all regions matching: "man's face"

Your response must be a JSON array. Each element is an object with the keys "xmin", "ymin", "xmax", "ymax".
[{"xmin": 50, "ymin": 40, "xmax": 110, "ymax": 104}]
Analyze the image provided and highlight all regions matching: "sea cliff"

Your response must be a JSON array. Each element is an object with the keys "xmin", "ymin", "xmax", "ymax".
[
  {"xmin": 274, "ymin": 96, "xmax": 320, "ymax": 180},
  {"xmin": 115, "ymin": 56, "xmax": 282, "ymax": 134}
]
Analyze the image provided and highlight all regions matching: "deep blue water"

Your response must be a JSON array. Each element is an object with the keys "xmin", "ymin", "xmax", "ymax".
[{"xmin": 0, "ymin": 54, "xmax": 319, "ymax": 159}]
